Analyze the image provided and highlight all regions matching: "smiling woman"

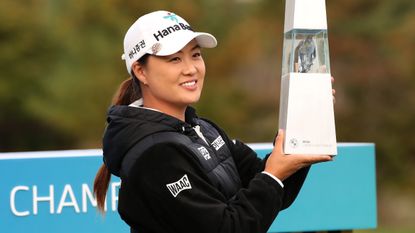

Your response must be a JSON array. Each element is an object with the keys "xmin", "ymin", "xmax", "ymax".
[
  {"xmin": 132, "ymin": 41, "xmax": 206, "ymax": 121},
  {"xmin": 93, "ymin": 10, "xmax": 332, "ymax": 233}
]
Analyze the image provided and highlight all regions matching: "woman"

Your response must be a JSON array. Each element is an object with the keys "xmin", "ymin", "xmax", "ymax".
[{"xmin": 94, "ymin": 10, "xmax": 332, "ymax": 233}]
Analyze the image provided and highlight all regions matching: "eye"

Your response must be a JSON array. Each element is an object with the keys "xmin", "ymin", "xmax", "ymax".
[
  {"xmin": 169, "ymin": 57, "xmax": 181, "ymax": 62},
  {"xmin": 193, "ymin": 52, "xmax": 202, "ymax": 58}
]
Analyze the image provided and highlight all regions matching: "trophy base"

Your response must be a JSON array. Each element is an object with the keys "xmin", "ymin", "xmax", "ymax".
[{"xmin": 279, "ymin": 73, "xmax": 337, "ymax": 155}]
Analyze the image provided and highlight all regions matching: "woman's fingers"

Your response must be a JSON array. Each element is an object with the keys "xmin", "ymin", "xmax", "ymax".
[
  {"xmin": 301, "ymin": 154, "xmax": 333, "ymax": 164},
  {"xmin": 275, "ymin": 129, "xmax": 284, "ymax": 153},
  {"xmin": 289, "ymin": 154, "xmax": 332, "ymax": 169},
  {"xmin": 274, "ymin": 129, "xmax": 332, "ymax": 164}
]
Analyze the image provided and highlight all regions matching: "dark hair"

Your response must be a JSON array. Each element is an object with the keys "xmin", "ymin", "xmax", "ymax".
[{"xmin": 93, "ymin": 54, "xmax": 150, "ymax": 213}]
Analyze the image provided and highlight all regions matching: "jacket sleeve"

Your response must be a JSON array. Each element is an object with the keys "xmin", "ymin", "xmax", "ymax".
[
  {"xmin": 225, "ymin": 138, "xmax": 310, "ymax": 209},
  {"xmin": 119, "ymin": 143, "xmax": 285, "ymax": 233},
  {"xmin": 209, "ymin": 121, "xmax": 310, "ymax": 210},
  {"xmin": 228, "ymin": 138, "xmax": 266, "ymax": 187},
  {"xmin": 200, "ymin": 118, "xmax": 267, "ymax": 187}
]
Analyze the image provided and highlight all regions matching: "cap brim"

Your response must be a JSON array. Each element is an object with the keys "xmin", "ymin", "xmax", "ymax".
[
  {"xmin": 194, "ymin": 32, "xmax": 217, "ymax": 48},
  {"xmin": 147, "ymin": 31, "xmax": 217, "ymax": 56}
]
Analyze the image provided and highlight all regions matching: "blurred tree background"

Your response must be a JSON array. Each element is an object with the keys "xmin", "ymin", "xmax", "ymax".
[{"xmin": 1, "ymin": 0, "xmax": 414, "ymax": 231}]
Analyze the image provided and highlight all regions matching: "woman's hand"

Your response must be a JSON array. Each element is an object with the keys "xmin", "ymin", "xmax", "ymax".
[{"xmin": 264, "ymin": 130, "xmax": 332, "ymax": 181}]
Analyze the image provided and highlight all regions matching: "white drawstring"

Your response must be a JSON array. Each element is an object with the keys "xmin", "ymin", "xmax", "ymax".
[{"xmin": 193, "ymin": 125, "xmax": 209, "ymax": 145}]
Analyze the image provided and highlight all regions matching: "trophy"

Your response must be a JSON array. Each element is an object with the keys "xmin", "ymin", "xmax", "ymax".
[{"xmin": 279, "ymin": 0, "xmax": 337, "ymax": 155}]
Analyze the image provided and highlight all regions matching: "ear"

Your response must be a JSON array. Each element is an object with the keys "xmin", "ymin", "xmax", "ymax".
[{"xmin": 131, "ymin": 62, "xmax": 148, "ymax": 85}]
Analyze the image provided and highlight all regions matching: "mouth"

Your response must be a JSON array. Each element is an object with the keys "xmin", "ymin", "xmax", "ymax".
[{"xmin": 180, "ymin": 80, "xmax": 197, "ymax": 88}]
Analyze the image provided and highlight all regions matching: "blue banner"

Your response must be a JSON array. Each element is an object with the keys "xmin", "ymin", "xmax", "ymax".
[{"xmin": 0, "ymin": 144, "xmax": 376, "ymax": 232}]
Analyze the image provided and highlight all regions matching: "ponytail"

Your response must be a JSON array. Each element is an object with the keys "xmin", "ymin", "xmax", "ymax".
[
  {"xmin": 93, "ymin": 78, "xmax": 141, "ymax": 213},
  {"xmin": 93, "ymin": 54, "xmax": 149, "ymax": 214},
  {"xmin": 111, "ymin": 53, "xmax": 149, "ymax": 106},
  {"xmin": 112, "ymin": 77, "xmax": 142, "ymax": 105},
  {"xmin": 93, "ymin": 164, "xmax": 111, "ymax": 213}
]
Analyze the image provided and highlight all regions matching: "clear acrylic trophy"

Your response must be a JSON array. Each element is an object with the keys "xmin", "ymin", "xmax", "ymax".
[{"xmin": 279, "ymin": 0, "xmax": 337, "ymax": 155}]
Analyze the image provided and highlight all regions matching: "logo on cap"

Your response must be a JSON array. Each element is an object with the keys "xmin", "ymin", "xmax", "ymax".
[
  {"xmin": 153, "ymin": 23, "xmax": 192, "ymax": 42},
  {"xmin": 163, "ymin": 12, "xmax": 179, "ymax": 23},
  {"xmin": 151, "ymin": 43, "xmax": 161, "ymax": 54},
  {"xmin": 128, "ymin": 40, "xmax": 146, "ymax": 59}
]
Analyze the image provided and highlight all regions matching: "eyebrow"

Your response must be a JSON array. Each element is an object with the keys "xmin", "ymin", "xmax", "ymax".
[
  {"xmin": 191, "ymin": 45, "xmax": 201, "ymax": 51},
  {"xmin": 176, "ymin": 45, "xmax": 201, "ymax": 54}
]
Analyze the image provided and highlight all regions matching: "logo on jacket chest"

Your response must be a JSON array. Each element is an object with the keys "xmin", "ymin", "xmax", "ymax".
[
  {"xmin": 166, "ymin": 174, "xmax": 192, "ymax": 198},
  {"xmin": 197, "ymin": 146, "xmax": 211, "ymax": 160},
  {"xmin": 211, "ymin": 135, "xmax": 225, "ymax": 151}
]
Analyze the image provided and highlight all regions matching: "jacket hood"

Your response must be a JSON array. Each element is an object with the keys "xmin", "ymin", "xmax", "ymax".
[{"xmin": 102, "ymin": 105, "xmax": 198, "ymax": 176}]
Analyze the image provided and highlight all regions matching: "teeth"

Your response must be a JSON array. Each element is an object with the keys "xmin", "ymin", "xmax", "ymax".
[{"xmin": 181, "ymin": 81, "xmax": 196, "ymax": 87}]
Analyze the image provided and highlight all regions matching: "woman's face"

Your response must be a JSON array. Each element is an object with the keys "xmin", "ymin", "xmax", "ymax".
[{"xmin": 136, "ymin": 39, "xmax": 206, "ymax": 112}]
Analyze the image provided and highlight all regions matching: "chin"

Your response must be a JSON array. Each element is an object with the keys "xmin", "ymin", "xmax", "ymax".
[{"xmin": 183, "ymin": 96, "xmax": 201, "ymax": 105}]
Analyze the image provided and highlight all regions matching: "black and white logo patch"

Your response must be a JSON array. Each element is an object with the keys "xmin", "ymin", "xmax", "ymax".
[
  {"xmin": 211, "ymin": 135, "xmax": 225, "ymax": 151},
  {"xmin": 197, "ymin": 146, "xmax": 211, "ymax": 160},
  {"xmin": 166, "ymin": 174, "xmax": 192, "ymax": 198}
]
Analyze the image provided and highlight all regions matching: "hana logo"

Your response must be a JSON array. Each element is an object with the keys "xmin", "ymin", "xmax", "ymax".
[{"xmin": 163, "ymin": 12, "xmax": 179, "ymax": 23}]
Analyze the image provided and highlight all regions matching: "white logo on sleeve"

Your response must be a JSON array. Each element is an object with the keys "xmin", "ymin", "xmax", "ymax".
[{"xmin": 166, "ymin": 174, "xmax": 192, "ymax": 198}]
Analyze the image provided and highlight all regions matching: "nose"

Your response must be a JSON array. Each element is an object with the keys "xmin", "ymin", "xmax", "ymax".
[{"xmin": 182, "ymin": 59, "xmax": 197, "ymax": 76}]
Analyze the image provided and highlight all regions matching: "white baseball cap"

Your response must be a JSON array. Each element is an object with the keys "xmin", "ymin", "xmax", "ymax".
[{"xmin": 122, "ymin": 10, "xmax": 217, "ymax": 75}]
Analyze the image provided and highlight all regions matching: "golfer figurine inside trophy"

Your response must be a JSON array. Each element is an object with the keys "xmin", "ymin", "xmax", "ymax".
[
  {"xmin": 295, "ymin": 35, "xmax": 316, "ymax": 73},
  {"xmin": 278, "ymin": 0, "xmax": 337, "ymax": 155}
]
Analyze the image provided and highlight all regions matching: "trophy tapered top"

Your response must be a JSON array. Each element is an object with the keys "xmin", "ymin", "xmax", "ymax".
[{"xmin": 284, "ymin": 0, "xmax": 328, "ymax": 32}]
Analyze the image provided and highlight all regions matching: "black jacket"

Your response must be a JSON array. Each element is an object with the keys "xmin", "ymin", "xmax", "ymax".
[{"xmin": 103, "ymin": 105, "xmax": 309, "ymax": 233}]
